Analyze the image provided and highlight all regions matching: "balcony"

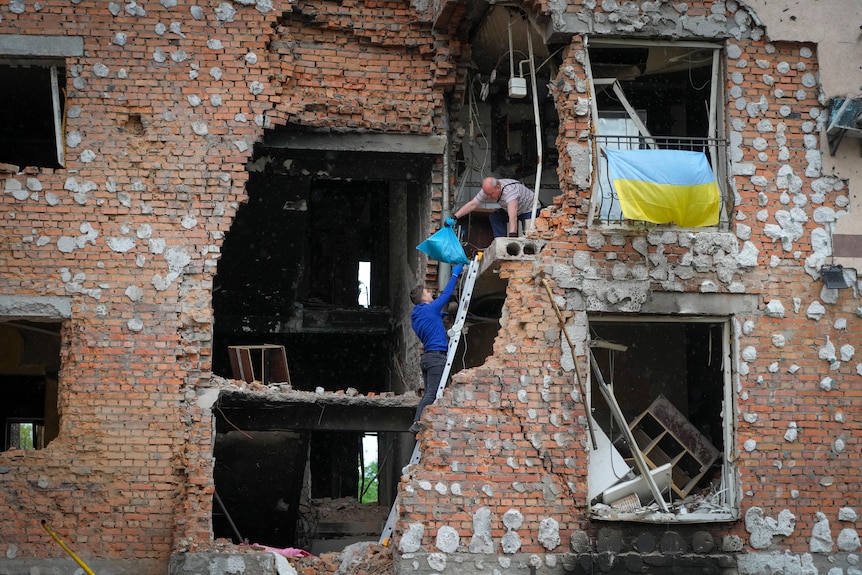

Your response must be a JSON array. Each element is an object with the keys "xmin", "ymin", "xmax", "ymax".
[{"xmin": 591, "ymin": 135, "xmax": 730, "ymax": 228}]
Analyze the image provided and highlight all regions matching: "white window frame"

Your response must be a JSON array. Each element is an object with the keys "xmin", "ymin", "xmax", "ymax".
[
  {"xmin": 0, "ymin": 35, "xmax": 83, "ymax": 168},
  {"xmin": 586, "ymin": 316, "xmax": 740, "ymax": 523}
]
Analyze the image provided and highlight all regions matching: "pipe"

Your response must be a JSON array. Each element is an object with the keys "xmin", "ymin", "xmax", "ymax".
[
  {"xmin": 508, "ymin": 11, "xmax": 515, "ymax": 84},
  {"xmin": 438, "ymin": 109, "xmax": 452, "ymax": 291},
  {"xmin": 214, "ymin": 490, "xmax": 244, "ymax": 543},
  {"xmin": 41, "ymin": 520, "xmax": 97, "ymax": 575},
  {"xmin": 541, "ymin": 279, "xmax": 597, "ymax": 450},
  {"xmin": 526, "ymin": 19, "xmax": 543, "ymax": 233},
  {"xmin": 443, "ymin": 106, "xmax": 452, "ymax": 223}
]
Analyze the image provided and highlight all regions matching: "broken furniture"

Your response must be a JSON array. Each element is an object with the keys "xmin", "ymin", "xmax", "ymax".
[
  {"xmin": 590, "ymin": 347, "xmax": 669, "ymax": 512},
  {"xmin": 228, "ymin": 344, "xmax": 291, "ymax": 386},
  {"xmin": 602, "ymin": 462, "xmax": 672, "ymax": 509},
  {"xmin": 619, "ymin": 394, "xmax": 720, "ymax": 499}
]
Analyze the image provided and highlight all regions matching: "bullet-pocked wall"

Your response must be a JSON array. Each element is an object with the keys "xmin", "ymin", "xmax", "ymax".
[
  {"xmin": 394, "ymin": 1, "xmax": 861, "ymax": 574},
  {"xmin": 1, "ymin": 0, "xmax": 860, "ymax": 573},
  {"xmin": 0, "ymin": 1, "xmax": 458, "ymax": 573}
]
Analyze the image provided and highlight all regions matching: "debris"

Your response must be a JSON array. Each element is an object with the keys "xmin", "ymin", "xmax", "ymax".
[
  {"xmin": 608, "ymin": 492, "xmax": 641, "ymax": 512},
  {"xmin": 250, "ymin": 544, "xmax": 311, "ymax": 558},
  {"xmin": 290, "ymin": 542, "xmax": 393, "ymax": 575}
]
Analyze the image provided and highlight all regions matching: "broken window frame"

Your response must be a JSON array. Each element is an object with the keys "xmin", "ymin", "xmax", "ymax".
[
  {"xmin": 0, "ymin": 57, "xmax": 66, "ymax": 168},
  {"xmin": 584, "ymin": 38, "xmax": 730, "ymax": 228},
  {"xmin": 585, "ymin": 316, "xmax": 739, "ymax": 523}
]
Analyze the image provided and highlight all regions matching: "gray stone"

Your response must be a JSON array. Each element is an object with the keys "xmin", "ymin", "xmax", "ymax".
[
  {"xmin": 660, "ymin": 531, "xmax": 685, "ymax": 554},
  {"xmin": 570, "ymin": 530, "xmax": 590, "ymax": 553},
  {"xmin": 811, "ymin": 512, "xmax": 834, "ymax": 553},
  {"xmin": 469, "ymin": 507, "xmax": 493, "ymax": 553},
  {"xmin": 538, "ymin": 517, "xmax": 560, "ymax": 550},
  {"xmin": 596, "ymin": 527, "xmax": 622, "ymax": 554},
  {"xmin": 435, "ymin": 526, "xmax": 459, "ymax": 553},
  {"xmin": 634, "ymin": 532, "xmax": 656, "ymax": 553},
  {"xmin": 693, "ymin": 531, "xmax": 716, "ymax": 553}
]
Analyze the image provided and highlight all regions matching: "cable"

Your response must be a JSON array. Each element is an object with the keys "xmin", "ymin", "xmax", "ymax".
[{"xmin": 687, "ymin": 53, "xmax": 712, "ymax": 91}]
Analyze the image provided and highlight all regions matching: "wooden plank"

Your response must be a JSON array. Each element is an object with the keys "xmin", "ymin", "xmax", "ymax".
[{"xmin": 270, "ymin": 346, "xmax": 290, "ymax": 385}]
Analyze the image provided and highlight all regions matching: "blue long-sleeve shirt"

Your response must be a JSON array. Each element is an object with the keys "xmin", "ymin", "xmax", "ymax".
[{"xmin": 410, "ymin": 273, "xmax": 460, "ymax": 352}]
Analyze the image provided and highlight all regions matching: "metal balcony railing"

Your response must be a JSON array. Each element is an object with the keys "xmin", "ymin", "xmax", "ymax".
[{"xmin": 591, "ymin": 135, "xmax": 730, "ymax": 227}]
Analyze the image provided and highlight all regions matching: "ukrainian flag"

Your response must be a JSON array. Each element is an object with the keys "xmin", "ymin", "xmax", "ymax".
[{"xmin": 605, "ymin": 148, "xmax": 721, "ymax": 228}]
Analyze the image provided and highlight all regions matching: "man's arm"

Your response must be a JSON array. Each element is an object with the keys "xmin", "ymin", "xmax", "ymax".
[
  {"xmin": 428, "ymin": 267, "xmax": 462, "ymax": 313},
  {"xmin": 452, "ymin": 198, "xmax": 482, "ymax": 220},
  {"xmin": 506, "ymin": 200, "xmax": 519, "ymax": 236}
]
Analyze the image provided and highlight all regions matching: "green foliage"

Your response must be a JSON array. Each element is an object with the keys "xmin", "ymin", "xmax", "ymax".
[
  {"xmin": 359, "ymin": 460, "xmax": 378, "ymax": 503},
  {"xmin": 17, "ymin": 423, "xmax": 34, "ymax": 450}
]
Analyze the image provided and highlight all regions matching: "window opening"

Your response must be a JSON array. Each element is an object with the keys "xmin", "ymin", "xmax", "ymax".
[
  {"xmin": 585, "ymin": 41, "xmax": 728, "ymax": 226},
  {"xmin": 213, "ymin": 424, "xmax": 390, "ymax": 553},
  {"xmin": 359, "ymin": 432, "xmax": 379, "ymax": 503},
  {"xmin": 587, "ymin": 318, "xmax": 737, "ymax": 522},
  {"xmin": 5, "ymin": 419, "xmax": 45, "ymax": 450},
  {"xmin": 358, "ymin": 261, "xmax": 371, "ymax": 308},
  {"xmin": 0, "ymin": 321, "xmax": 62, "ymax": 452},
  {"xmin": 0, "ymin": 60, "xmax": 66, "ymax": 168},
  {"xmin": 302, "ymin": 181, "xmax": 388, "ymax": 307}
]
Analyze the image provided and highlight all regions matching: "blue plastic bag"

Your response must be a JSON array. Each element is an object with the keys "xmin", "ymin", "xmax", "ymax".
[{"xmin": 416, "ymin": 225, "xmax": 469, "ymax": 264}]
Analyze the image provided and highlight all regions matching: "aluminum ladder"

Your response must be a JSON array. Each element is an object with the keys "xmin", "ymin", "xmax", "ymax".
[{"xmin": 379, "ymin": 252, "xmax": 483, "ymax": 545}]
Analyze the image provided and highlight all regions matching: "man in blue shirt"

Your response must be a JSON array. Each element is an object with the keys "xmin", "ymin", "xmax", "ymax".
[{"xmin": 408, "ymin": 263, "xmax": 464, "ymax": 434}]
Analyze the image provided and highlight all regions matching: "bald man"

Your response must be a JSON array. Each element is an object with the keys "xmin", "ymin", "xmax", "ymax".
[{"xmin": 452, "ymin": 177, "xmax": 537, "ymax": 238}]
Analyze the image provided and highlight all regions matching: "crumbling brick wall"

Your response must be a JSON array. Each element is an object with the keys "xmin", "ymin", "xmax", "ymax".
[
  {"xmin": 393, "ymin": 2, "xmax": 861, "ymax": 575},
  {"xmin": 1, "ymin": 0, "xmax": 858, "ymax": 572},
  {"xmin": 0, "ymin": 1, "xmax": 456, "ymax": 573}
]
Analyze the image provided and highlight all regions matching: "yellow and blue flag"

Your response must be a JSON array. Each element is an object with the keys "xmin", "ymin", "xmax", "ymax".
[{"xmin": 605, "ymin": 149, "xmax": 721, "ymax": 227}]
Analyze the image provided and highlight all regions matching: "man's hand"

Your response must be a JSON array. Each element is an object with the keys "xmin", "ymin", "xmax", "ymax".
[{"xmin": 452, "ymin": 264, "xmax": 464, "ymax": 277}]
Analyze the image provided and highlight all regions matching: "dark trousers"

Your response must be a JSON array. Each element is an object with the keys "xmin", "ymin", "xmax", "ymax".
[
  {"xmin": 414, "ymin": 351, "xmax": 447, "ymax": 422},
  {"xmin": 489, "ymin": 208, "xmax": 539, "ymax": 238}
]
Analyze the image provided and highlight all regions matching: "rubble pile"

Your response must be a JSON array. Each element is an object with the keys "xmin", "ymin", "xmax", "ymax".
[{"xmin": 291, "ymin": 542, "xmax": 394, "ymax": 575}]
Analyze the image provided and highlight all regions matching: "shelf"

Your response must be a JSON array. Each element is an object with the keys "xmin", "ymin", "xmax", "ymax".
[
  {"xmin": 228, "ymin": 344, "xmax": 291, "ymax": 386},
  {"xmin": 625, "ymin": 395, "xmax": 720, "ymax": 499}
]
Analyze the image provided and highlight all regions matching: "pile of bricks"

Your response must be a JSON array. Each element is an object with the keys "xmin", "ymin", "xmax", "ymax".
[{"xmin": 291, "ymin": 544, "xmax": 393, "ymax": 575}]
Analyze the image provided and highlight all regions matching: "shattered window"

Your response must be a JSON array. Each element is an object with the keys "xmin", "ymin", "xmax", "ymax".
[
  {"xmin": 0, "ymin": 60, "xmax": 66, "ymax": 168},
  {"xmin": 585, "ymin": 41, "xmax": 730, "ymax": 227},
  {"xmin": 586, "ymin": 318, "xmax": 739, "ymax": 522}
]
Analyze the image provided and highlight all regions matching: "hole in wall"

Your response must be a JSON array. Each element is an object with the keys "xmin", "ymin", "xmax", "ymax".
[
  {"xmin": 505, "ymin": 241, "xmax": 522, "ymax": 256},
  {"xmin": 210, "ymin": 140, "xmax": 436, "ymax": 553},
  {"xmin": 588, "ymin": 319, "xmax": 736, "ymax": 521},
  {"xmin": 0, "ymin": 61, "xmax": 66, "ymax": 168},
  {"xmin": 123, "ymin": 113, "xmax": 144, "ymax": 136}
]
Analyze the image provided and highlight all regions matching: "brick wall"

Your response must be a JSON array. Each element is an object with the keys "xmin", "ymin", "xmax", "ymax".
[
  {"xmin": 0, "ymin": 0, "xmax": 452, "ymax": 572},
  {"xmin": 394, "ymin": 3, "xmax": 861, "ymax": 575},
  {"xmin": 1, "ymin": 0, "xmax": 859, "ymax": 573}
]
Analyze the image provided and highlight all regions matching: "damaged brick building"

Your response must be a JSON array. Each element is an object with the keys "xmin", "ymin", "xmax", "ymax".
[{"xmin": 1, "ymin": 0, "xmax": 861, "ymax": 573}]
